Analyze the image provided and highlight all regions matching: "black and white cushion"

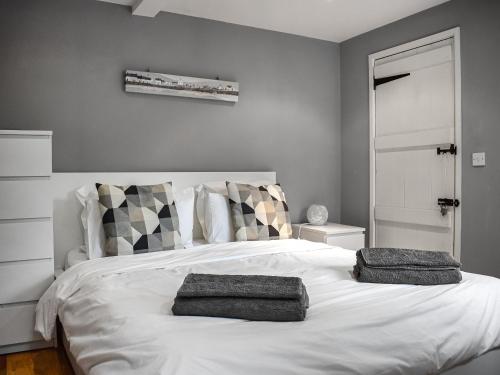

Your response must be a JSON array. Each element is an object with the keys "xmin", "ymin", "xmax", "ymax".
[
  {"xmin": 96, "ymin": 182, "xmax": 183, "ymax": 256},
  {"xmin": 226, "ymin": 182, "xmax": 292, "ymax": 241}
]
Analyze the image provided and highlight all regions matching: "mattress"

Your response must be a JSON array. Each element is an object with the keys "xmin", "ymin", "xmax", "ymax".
[
  {"xmin": 36, "ymin": 240, "xmax": 500, "ymax": 375},
  {"xmin": 64, "ymin": 241, "xmax": 209, "ymax": 270}
]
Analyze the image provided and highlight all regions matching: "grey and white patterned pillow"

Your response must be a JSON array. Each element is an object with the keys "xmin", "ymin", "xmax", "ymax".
[
  {"xmin": 96, "ymin": 182, "xmax": 183, "ymax": 256},
  {"xmin": 226, "ymin": 182, "xmax": 292, "ymax": 241}
]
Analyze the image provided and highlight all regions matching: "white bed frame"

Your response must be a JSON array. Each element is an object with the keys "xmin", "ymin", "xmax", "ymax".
[
  {"xmin": 444, "ymin": 349, "xmax": 500, "ymax": 375},
  {"xmin": 51, "ymin": 171, "xmax": 276, "ymax": 270}
]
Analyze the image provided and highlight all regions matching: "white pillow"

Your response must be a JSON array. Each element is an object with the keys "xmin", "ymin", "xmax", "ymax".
[
  {"xmin": 195, "ymin": 181, "xmax": 275, "ymax": 243},
  {"xmin": 76, "ymin": 184, "xmax": 195, "ymax": 258},
  {"xmin": 195, "ymin": 183, "xmax": 228, "ymax": 241},
  {"xmin": 76, "ymin": 184, "xmax": 105, "ymax": 259},
  {"xmin": 204, "ymin": 191, "xmax": 234, "ymax": 243},
  {"xmin": 173, "ymin": 186, "xmax": 195, "ymax": 248}
]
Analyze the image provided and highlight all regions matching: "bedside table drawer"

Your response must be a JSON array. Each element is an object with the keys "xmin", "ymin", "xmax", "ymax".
[
  {"xmin": 0, "ymin": 219, "xmax": 53, "ymax": 262},
  {"xmin": 0, "ymin": 259, "xmax": 54, "ymax": 304},
  {"xmin": 326, "ymin": 233, "xmax": 365, "ymax": 250},
  {"xmin": 0, "ymin": 135, "xmax": 51, "ymax": 177},
  {"xmin": 293, "ymin": 223, "xmax": 366, "ymax": 250},
  {"xmin": 0, "ymin": 302, "xmax": 42, "ymax": 346},
  {"xmin": 0, "ymin": 179, "xmax": 52, "ymax": 219}
]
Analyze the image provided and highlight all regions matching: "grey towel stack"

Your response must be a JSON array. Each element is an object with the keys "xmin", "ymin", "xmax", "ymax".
[
  {"xmin": 172, "ymin": 274, "xmax": 309, "ymax": 321},
  {"xmin": 353, "ymin": 248, "xmax": 462, "ymax": 285}
]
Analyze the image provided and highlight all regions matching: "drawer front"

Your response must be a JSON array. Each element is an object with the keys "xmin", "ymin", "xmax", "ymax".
[
  {"xmin": 327, "ymin": 233, "xmax": 365, "ymax": 250},
  {"xmin": 0, "ymin": 219, "xmax": 53, "ymax": 262},
  {"xmin": 0, "ymin": 302, "xmax": 42, "ymax": 346},
  {"xmin": 300, "ymin": 230, "xmax": 326, "ymax": 243},
  {"xmin": 0, "ymin": 259, "xmax": 54, "ymax": 304},
  {"xmin": 0, "ymin": 136, "xmax": 51, "ymax": 177},
  {"xmin": 0, "ymin": 179, "xmax": 51, "ymax": 219}
]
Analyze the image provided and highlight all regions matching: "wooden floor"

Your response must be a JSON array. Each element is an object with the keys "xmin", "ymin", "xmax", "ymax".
[{"xmin": 0, "ymin": 348, "xmax": 73, "ymax": 375}]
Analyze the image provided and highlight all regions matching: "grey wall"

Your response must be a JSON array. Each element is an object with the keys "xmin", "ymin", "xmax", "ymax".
[
  {"xmin": 340, "ymin": 0, "xmax": 500, "ymax": 277},
  {"xmin": 0, "ymin": 0, "xmax": 341, "ymax": 223}
]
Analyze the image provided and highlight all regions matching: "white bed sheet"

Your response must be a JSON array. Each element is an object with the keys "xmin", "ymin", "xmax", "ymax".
[
  {"xmin": 36, "ymin": 240, "xmax": 500, "ymax": 375},
  {"xmin": 64, "ymin": 247, "xmax": 89, "ymax": 270},
  {"xmin": 191, "ymin": 239, "xmax": 208, "ymax": 247},
  {"xmin": 63, "ymin": 241, "xmax": 209, "ymax": 270}
]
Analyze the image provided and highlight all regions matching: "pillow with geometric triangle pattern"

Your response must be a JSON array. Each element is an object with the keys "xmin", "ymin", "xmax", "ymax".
[
  {"xmin": 226, "ymin": 181, "xmax": 292, "ymax": 241},
  {"xmin": 96, "ymin": 182, "xmax": 183, "ymax": 256}
]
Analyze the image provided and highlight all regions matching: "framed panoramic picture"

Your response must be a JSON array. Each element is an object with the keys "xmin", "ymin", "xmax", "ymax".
[{"xmin": 125, "ymin": 70, "xmax": 239, "ymax": 102}]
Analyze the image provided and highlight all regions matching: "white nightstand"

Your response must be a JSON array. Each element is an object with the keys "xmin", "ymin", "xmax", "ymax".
[{"xmin": 292, "ymin": 223, "xmax": 366, "ymax": 250}]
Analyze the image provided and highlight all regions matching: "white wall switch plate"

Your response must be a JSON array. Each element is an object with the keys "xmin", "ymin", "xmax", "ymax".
[{"xmin": 472, "ymin": 152, "xmax": 486, "ymax": 167}]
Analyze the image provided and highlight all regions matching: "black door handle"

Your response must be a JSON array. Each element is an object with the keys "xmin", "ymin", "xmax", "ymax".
[
  {"xmin": 437, "ymin": 144, "xmax": 457, "ymax": 155},
  {"xmin": 437, "ymin": 198, "xmax": 460, "ymax": 207}
]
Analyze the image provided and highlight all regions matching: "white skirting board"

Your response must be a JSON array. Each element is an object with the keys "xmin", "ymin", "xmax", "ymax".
[{"xmin": 0, "ymin": 340, "xmax": 54, "ymax": 356}]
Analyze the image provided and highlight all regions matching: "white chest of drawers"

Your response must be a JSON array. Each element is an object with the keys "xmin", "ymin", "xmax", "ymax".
[{"xmin": 0, "ymin": 130, "xmax": 54, "ymax": 354}]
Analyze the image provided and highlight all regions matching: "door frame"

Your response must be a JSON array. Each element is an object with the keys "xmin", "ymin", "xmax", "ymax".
[{"xmin": 368, "ymin": 27, "xmax": 462, "ymax": 259}]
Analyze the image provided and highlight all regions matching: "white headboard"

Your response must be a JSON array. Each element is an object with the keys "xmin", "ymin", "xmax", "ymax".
[{"xmin": 52, "ymin": 171, "xmax": 276, "ymax": 270}]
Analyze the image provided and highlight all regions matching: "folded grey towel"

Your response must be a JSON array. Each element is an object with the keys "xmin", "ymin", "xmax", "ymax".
[
  {"xmin": 172, "ymin": 293, "xmax": 308, "ymax": 322},
  {"xmin": 358, "ymin": 248, "xmax": 461, "ymax": 269},
  {"xmin": 172, "ymin": 274, "xmax": 309, "ymax": 321},
  {"xmin": 353, "ymin": 248, "xmax": 462, "ymax": 285},
  {"xmin": 353, "ymin": 261, "xmax": 462, "ymax": 285},
  {"xmin": 176, "ymin": 273, "xmax": 306, "ymax": 300}
]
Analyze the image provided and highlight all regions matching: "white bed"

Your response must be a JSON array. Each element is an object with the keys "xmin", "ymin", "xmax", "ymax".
[
  {"xmin": 37, "ymin": 240, "xmax": 500, "ymax": 375},
  {"xmin": 39, "ymin": 171, "xmax": 500, "ymax": 375}
]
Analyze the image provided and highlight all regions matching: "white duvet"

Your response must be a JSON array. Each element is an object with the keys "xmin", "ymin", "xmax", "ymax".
[{"xmin": 36, "ymin": 240, "xmax": 500, "ymax": 375}]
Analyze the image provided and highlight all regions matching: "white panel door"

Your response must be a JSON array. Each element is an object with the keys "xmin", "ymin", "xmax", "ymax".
[{"xmin": 373, "ymin": 40, "xmax": 458, "ymax": 254}]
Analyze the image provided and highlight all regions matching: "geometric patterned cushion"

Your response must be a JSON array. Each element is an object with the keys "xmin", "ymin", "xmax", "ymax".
[
  {"xmin": 226, "ymin": 182, "xmax": 292, "ymax": 241},
  {"xmin": 96, "ymin": 182, "xmax": 183, "ymax": 256}
]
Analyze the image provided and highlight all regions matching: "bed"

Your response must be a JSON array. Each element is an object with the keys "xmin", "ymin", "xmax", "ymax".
[{"xmin": 36, "ymin": 172, "xmax": 500, "ymax": 375}]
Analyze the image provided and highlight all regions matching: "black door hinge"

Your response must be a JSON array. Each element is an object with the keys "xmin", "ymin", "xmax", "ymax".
[
  {"xmin": 374, "ymin": 73, "xmax": 410, "ymax": 89},
  {"xmin": 437, "ymin": 144, "xmax": 457, "ymax": 155}
]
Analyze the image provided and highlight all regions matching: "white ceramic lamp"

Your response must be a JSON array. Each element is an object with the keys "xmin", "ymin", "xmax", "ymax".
[{"xmin": 307, "ymin": 204, "xmax": 328, "ymax": 225}]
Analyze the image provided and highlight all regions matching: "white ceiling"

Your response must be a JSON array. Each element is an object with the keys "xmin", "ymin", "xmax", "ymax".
[{"xmin": 98, "ymin": 0, "xmax": 450, "ymax": 42}]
